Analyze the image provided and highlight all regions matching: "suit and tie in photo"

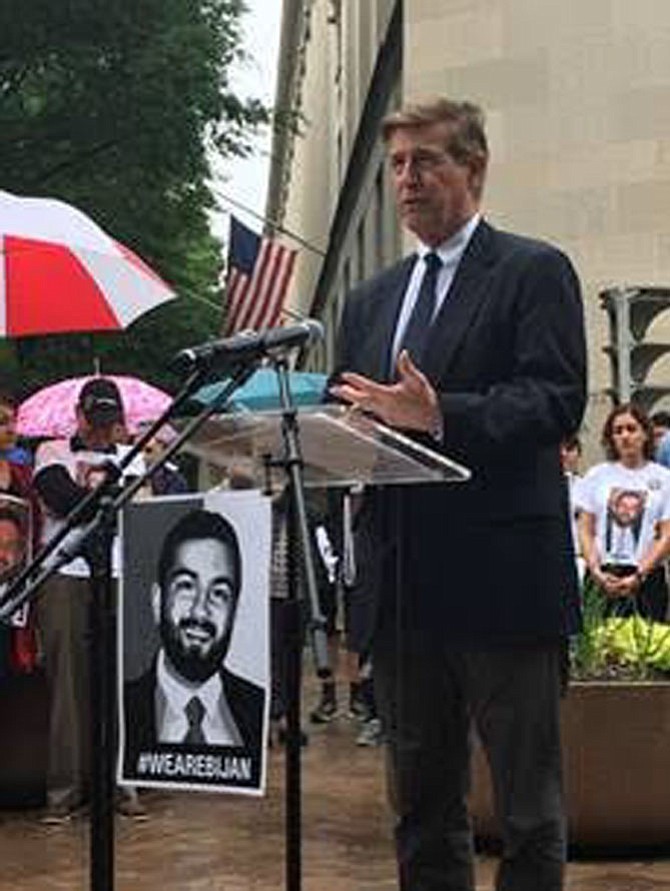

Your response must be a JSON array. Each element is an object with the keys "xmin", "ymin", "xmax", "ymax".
[{"xmin": 118, "ymin": 493, "xmax": 270, "ymax": 795}]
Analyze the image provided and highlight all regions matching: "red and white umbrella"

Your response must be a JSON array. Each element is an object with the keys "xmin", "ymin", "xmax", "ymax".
[
  {"xmin": 17, "ymin": 375, "xmax": 173, "ymax": 438},
  {"xmin": 0, "ymin": 190, "xmax": 175, "ymax": 337}
]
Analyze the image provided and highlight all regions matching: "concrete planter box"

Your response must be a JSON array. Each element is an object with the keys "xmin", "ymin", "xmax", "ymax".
[{"xmin": 469, "ymin": 681, "xmax": 670, "ymax": 846}]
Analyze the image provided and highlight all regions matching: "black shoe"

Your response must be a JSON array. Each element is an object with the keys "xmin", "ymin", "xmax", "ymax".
[
  {"xmin": 347, "ymin": 695, "xmax": 369, "ymax": 722},
  {"xmin": 309, "ymin": 698, "xmax": 338, "ymax": 724},
  {"xmin": 277, "ymin": 725, "xmax": 309, "ymax": 747},
  {"xmin": 355, "ymin": 718, "xmax": 384, "ymax": 747}
]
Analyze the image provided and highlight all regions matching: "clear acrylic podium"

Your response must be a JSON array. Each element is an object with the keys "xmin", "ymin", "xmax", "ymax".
[
  {"xmin": 185, "ymin": 403, "xmax": 471, "ymax": 891},
  {"xmin": 185, "ymin": 403, "xmax": 471, "ymax": 491}
]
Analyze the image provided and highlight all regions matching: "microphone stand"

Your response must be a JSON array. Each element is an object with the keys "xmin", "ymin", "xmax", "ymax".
[
  {"xmin": 0, "ymin": 360, "xmax": 260, "ymax": 891},
  {"xmin": 266, "ymin": 355, "xmax": 330, "ymax": 891}
]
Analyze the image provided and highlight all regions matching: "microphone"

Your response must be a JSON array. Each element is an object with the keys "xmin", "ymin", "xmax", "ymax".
[{"xmin": 172, "ymin": 319, "xmax": 324, "ymax": 373}]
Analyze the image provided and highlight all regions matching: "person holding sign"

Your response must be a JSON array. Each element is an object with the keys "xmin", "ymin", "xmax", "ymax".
[
  {"xmin": 34, "ymin": 377, "xmax": 146, "ymax": 823},
  {"xmin": 0, "ymin": 392, "xmax": 38, "ymax": 676}
]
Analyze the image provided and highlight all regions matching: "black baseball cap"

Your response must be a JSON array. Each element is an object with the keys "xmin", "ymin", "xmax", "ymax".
[{"xmin": 78, "ymin": 378, "xmax": 124, "ymax": 427}]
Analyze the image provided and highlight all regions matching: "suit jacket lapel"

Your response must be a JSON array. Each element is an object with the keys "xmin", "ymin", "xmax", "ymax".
[{"xmin": 423, "ymin": 219, "xmax": 498, "ymax": 377}]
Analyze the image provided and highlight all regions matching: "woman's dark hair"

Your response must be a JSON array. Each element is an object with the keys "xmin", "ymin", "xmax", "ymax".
[
  {"xmin": 601, "ymin": 402, "xmax": 655, "ymax": 461},
  {"xmin": 650, "ymin": 410, "xmax": 670, "ymax": 428}
]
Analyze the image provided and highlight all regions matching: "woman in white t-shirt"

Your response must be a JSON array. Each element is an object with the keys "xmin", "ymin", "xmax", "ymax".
[{"xmin": 577, "ymin": 403, "xmax": 670, "ymax": 621}]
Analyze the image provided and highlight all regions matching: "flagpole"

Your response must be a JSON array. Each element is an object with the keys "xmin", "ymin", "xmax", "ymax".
[
  {"xmin": 281, "ymin": 306, "xmax": 306, "ymax": 323},
  {"xmin": 212, "ymin": 189, "xmax": 326, "ymax": 258}
]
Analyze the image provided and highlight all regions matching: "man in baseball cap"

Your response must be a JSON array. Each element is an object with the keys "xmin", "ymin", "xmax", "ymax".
[
  {"xmin": 34, "ymin": 376, "xmax": 146, "ymax": 822},
  {"xmin": 77, "ymin": 377, "xmax": 124, "ymax": 431}
]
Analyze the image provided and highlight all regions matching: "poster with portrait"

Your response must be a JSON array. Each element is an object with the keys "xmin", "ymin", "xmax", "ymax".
[
  {"xmin": 117, "ymin": 489, "xmax": 271, "ymax": 795},
  {"xmin": 604, "ymin": 486, "xmax": 648, "ymax": 564},
  {"xmin": 0, "ymin": 494, "xmax": 33, "ymax": 628}
]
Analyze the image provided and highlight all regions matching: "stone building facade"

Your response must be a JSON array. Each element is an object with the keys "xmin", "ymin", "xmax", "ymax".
[{"xmin": 268, "ymin": 0, "xmax": 670, "ymax": 454}]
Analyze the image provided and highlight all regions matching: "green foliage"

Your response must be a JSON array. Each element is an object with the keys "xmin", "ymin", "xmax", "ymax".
[
  {"xmin": 595, "ymin": 615, "xmax": 670, "ymax": 677},
  {"xmin": 571, "ymin": 578, "xmax": 670, "ymax": 681},
  {"xmin": 0, "ymin": 0, "xmax": 268, "ymax": 396},
  {"xmin": 571, "ymin": 576, "xmax": 609, "ymax": 679}
]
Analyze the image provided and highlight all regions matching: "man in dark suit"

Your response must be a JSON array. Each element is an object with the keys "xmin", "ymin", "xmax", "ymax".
[
  {"xmin": 331, "ymin": 98, "xmax": 586, "ymax": 891},
  {"xmin": 123, "ymin": 509, "xmax": 264, "ymax": 788}
]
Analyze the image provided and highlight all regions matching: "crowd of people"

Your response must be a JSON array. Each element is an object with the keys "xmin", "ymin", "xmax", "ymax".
[
  {"xmin": 0, "ymin": 378, "xmax": 194, "ymax": 823},
  {"xmin": 3, "ymin": 93, "xmax": 670, "ymax": 891},
  {"xmin": 3, "ymin": 374, "xmax": 669, "ymax": 813},
  {"xmin": 0, "ymin": 373, "xmax": 384, "ymax": 826}
]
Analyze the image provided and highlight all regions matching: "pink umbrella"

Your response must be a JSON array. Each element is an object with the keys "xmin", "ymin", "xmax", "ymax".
[
  {"xmin": 0, "ymin": 190, "xmax": 175, "ymax": 337},
  {"xmin": 17, "ymin": 375, "xmax": 173, "ymax": 438}
]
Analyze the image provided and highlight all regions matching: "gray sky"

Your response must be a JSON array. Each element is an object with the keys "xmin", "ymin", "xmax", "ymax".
[{"xmin": 209, "ymin": 0, "xmax": 282, "ymax": 244}]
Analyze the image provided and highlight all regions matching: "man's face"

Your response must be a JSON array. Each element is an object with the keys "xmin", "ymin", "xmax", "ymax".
[
  {"xmin": 560, "ymin": 443, "xmax": 580, "ymax": 474},
  {"xmin": 0, "ymin": 405, "xmax": 17, "ymax": 451},
  {"xmin": 0, "ymin": 518, "xmax": 23, "ymax": 581},
  {"xmin": 652, "ymin": 423, "xmax": 669, "ymax": 450},
  {"xmin": 76, "ymin": 408, "xmax": 117, "ymax": 448},
  {"xmin": 143, "ymin": 437, "xmax": 164, "ymax": 468},
  {"xmin": 612, "ymin": 493, "xmax": 644, "ymax": 527},
  {"xmin": 155, "ymin": 536, "xmax": 239, "ymax": 683},
  {"xmin": 387, "ymin": 122, "xmax": 483, "ymax": 246}
]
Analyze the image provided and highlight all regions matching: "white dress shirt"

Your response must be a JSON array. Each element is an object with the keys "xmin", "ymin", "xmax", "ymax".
[
  {"xmin": 390, "ymin": 213, "xmax": 481, "ymax": 369},
  {"xmin": 155, "ymin": 649, "xmax": 243, "ymax": 746}
]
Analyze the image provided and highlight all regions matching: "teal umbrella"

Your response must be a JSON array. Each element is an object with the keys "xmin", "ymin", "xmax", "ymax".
[{"xmin": 191, "ymin": 368, "xmax": 328, "ymax": 411}]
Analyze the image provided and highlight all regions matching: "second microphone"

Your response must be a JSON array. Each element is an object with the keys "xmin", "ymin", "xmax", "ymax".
[{"xmin": 172, "ymin": 319, "xmax": 324, "ymax": 374}]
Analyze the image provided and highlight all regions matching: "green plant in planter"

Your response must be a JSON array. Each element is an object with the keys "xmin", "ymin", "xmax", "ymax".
[
  {"xmin": 571, "ymin": 576, "xmax": 609, "ymax": 679},
  {"xmin": 595, "ymin": 615, "xmax": 670, "ymax": 678},
  {"xmin": 571, "ymin": 577, "xmax": 670, "ymax": 681}
]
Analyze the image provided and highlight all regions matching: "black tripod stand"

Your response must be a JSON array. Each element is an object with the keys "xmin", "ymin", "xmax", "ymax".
[{"xmin": 263, "ymin": 356, "xmax": 331, "ymax": 891}]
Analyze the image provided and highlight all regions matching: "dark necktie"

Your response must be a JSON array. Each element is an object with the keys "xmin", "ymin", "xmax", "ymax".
[
  {"xmin": 398, "ymin": 252, "xmax": 442, "ymax": 366},
  {"xmin": 184, "ymin": 696, "xmax": 206, "ymax": 745}
]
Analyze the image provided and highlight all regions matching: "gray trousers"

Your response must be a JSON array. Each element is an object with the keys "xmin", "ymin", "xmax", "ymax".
[
  {"xmin": 374, "ymin": 624, "xmax": 566, "ymax": 891},
  {"xmin": 36, "ymin": 573, "xmax": 92, "ymax": 809}
]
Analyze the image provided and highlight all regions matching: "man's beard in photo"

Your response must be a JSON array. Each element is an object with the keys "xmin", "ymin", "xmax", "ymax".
[{"xmin": 161, "ymin": 614, "xmax": 230, "ymax": 684}]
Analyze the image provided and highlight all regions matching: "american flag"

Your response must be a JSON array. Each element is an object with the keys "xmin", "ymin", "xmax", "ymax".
[{"xmin": 223, "ymin": 216, "xmax": 297, "ymax": 336}]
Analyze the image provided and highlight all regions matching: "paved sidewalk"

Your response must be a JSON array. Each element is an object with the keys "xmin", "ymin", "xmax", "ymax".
[{"xmin": 0, "ymin": 714, "xmax": 667, "ymax": 889}]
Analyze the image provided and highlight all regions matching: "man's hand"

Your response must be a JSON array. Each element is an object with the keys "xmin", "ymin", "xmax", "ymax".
[{"xmin": 330, "ymin": 350, "xmax": 442, "ymax": 434}]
